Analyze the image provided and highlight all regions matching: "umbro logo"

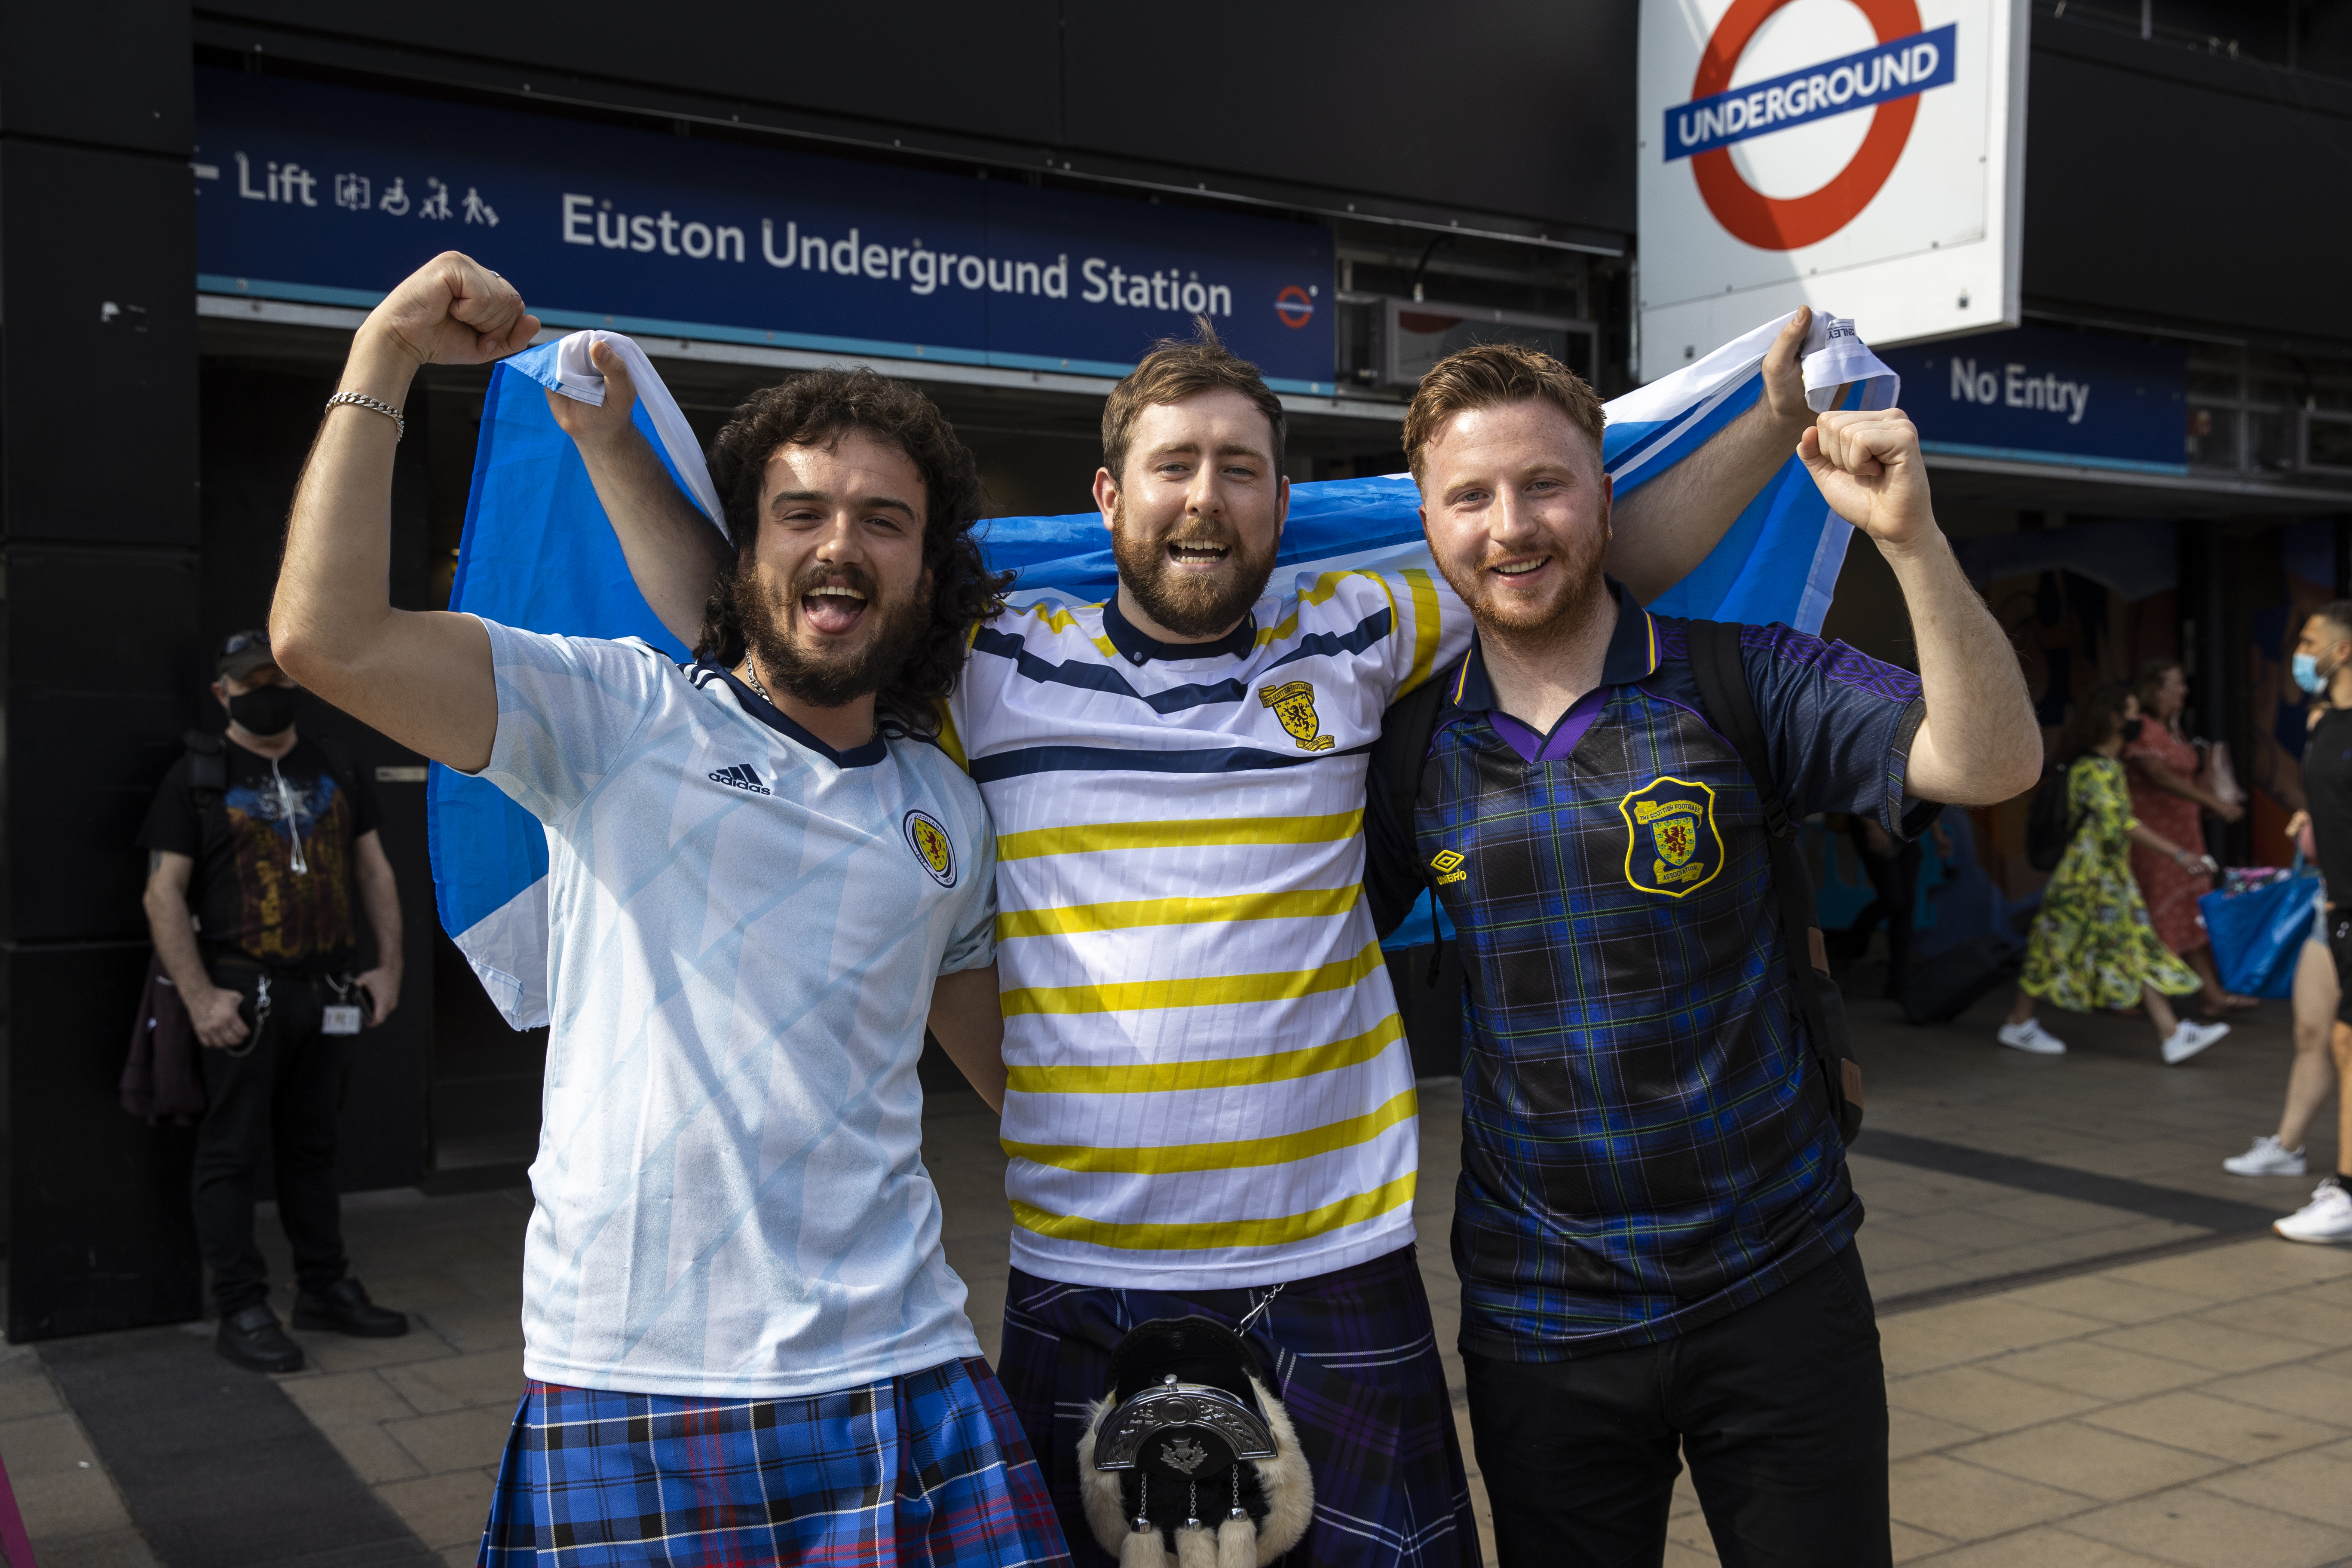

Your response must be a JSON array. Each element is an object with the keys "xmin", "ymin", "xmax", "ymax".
[{"xmin": 707, "ymin": 764, "xmax": 772, "ymax": 796}]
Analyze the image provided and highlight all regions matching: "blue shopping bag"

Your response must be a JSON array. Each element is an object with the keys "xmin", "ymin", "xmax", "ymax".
[{"xmin": 2198, "ymin": 864, "xmax": 2322, "ymax": 1000}]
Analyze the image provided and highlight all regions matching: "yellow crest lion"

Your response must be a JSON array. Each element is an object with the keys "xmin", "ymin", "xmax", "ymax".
[
  {"xmin": 1617, "ymin": 776, "xmax": 1724, "ymax": 898},
  {"xmin": 1257, "ymin": 680, "xmax": 1336, "ymax": 752}
]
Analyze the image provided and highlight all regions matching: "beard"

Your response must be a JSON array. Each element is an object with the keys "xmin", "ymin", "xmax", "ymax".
[
  {"xmin": 735, "ymin": 554, "xmax": 933, "ymax": 710},
  {"xmin": 1434, "ymin": 523, "xmax": 1612, "ymax": 648},
  {"xmin": 1109, "ymin": 499, "xmax": 1279, "ymax": 639}
]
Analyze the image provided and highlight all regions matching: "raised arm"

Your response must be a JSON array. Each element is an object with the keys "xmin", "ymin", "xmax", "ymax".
[
  {"xmin": 1802, "ymin": 410, "xmax": 2042, "ymax": 805},
  {"xmin": 1603, "ymin": 309, "xmax": 1819, "ymax": 602},
  {"xmin": 546, "ymin": 343, "xmax": 734, "ymax": 651},
  {"xmin": 270, "ymin": 253, "xmax": 540, "ymax": 771}
]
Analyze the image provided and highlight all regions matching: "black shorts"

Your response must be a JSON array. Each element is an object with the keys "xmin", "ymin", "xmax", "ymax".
[{"xmin": 2329, "ymin": 913, "xmax": 2352, "ymax": 1026}]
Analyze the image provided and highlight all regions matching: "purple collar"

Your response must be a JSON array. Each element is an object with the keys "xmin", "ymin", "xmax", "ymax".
[{"xmin": 1488, "ymin": 684, "xmax": 1611, "ymax": 763}]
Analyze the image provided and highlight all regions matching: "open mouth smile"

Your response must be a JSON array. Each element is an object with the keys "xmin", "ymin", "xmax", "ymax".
[
  {"xmin": 1490, "ymin": 557, "xmax": 1550, "ymax": 581},
  {"xmin": 800, "ymin": 582, "xmax": 869, "ymax": 636},
  {"xmin": 1166, "ymin": 539, "xmax": 1232, "ymax": 572}
]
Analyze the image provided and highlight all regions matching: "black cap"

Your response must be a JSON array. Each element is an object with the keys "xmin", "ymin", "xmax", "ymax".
[{"xmin": 216, "ymin": 629, "xmax": 277, "ymax": 682}]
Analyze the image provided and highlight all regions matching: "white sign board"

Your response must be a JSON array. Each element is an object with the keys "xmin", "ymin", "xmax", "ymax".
[{"xmin": 1636, "ymin": 0, "xmax": 2028, "ymax": 382}]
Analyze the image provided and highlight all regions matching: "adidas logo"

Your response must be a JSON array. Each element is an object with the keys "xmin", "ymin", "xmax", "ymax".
[{"xmin": 707, "ymin": 763, "xmax": 772, "ymax": 796}]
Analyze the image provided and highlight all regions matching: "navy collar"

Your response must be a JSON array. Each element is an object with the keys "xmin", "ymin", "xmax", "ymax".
[
  {"xmin": 697, "ymin": 661, "xmax": 889, "ymax": 769},
  {"xmin": 1449, "ymin": 579, "xmax": 1660, "ymax": 714},
  {"xmin": 1101, "ymin": 594, "xmax": 1259, "ymax": 668}
]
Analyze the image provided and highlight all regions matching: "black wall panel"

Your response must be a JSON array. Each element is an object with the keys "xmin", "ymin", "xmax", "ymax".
[
  {"xmin": 2023, "ymin": 32, "xmax": 2352, "ymax": 344},
  {"xmin": 0, "ymin": 0, "xmax": 192, "ymax": 153},
  {"xmin": 0, "ymin": 142, "xmax": 199, "ymax": 545},
  {"xmin": 205, "ymin": 0, "xmax": 1063, "ymax": 147},
  {"xmin": 1064, "ymin": 1, "xmax": 1638, "ymax": 229},
  {"xmin": 6, "ymin": 945, "xmax": 204, "ymax": 1341}
]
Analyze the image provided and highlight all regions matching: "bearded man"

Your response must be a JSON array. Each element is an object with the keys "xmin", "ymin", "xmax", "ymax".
[
  {"xmin": 269, "ymin": 252, "xmax": 1068, "ymax": 1567},
  {"xmin": 575, "ymin": 311, "xmax": 1820, "ymax": 1564},
  {"xmin": 1366, "ymin": 343, "xmax": 2040, "ymax": 1565}
]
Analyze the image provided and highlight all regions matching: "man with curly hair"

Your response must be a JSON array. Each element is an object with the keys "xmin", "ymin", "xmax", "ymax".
[{"xmin": 267, "ymin": 253, "xmax": 1069, "ymax": 1567}]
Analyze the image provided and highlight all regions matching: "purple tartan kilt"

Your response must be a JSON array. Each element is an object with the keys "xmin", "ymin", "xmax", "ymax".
[
  {"xmin": 477, "ymin": 1356, "xmax": 1071, "ymax": 1567},
  {"xmin": 997, "ymin": 1243, "xmax": 1479, "ymax": 1568}
]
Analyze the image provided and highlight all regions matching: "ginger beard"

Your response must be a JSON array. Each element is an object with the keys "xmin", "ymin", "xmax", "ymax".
[
  {"xmin": 1431, "ymin": 500, "xmax": 1612, "ymax": 646},
  {"xmin": 734, "ymin": 550, "xmax": 932, "ymax": 709},
  {"xmin": 1108, "ymin": 497, "xmax": 1279, "ymax": 639}
]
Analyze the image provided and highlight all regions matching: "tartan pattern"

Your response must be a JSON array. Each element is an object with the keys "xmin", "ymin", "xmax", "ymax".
[
  {"xmin": 477, "ymin": 1357, "xmax": 1070, "ymax": 1567},
  {"xmin": 1417, "ymin": 608, "xmax": 1925, "ymax": 1360},
  {"xmin": 998, "ymin": 1245, "xmax": 1478, "ymax": 1568}
]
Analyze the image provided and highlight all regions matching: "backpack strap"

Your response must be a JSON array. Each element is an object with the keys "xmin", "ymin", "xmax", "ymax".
[
  {"xmin": 1366, "ymin": 670, "xmax": 1455, "ymax": 948},
  {"xmin": 1684, "ymin": 621, "xmax": 1862, "ymax": 1141},
  {"xmin": 183, "ymin": 729, "xmax": 226, "ymax": 798}
]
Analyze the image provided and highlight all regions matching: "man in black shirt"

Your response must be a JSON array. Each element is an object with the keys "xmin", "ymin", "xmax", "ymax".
[
  {"xmin": 2279, "ymin": 601, "xmax": 2352, "ymax": 1244},
  {"xmin": 139, "ymin": 630, "xmax": 410, "ymax": 1370}
]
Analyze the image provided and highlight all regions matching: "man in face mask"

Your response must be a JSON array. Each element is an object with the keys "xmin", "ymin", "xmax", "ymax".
[{"xmin": 138, "ymin": 629, "xmax": 409, "ymax": 1372}]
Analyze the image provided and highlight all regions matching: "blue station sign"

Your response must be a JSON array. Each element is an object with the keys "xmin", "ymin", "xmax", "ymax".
[
  {"xmin": 1875, "ymin": 325, "xmax": 2188, "ymax": 475},
  {"xmin": 193, "ymin": 70, "xmax": 1337, "ymax": 391}
]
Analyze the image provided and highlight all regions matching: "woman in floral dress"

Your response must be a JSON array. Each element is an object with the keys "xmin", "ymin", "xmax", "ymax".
[
  {"xmin": 1999, "ymin": 682, "xmax": 2236, "ymax": 1064},
  {"xmin": 2124, "ymin": 657, "xmax": 2253, "ymax": 1015}
]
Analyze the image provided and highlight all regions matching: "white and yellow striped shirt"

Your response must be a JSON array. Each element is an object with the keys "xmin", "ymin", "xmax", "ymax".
[{"xmin": 943, "ymin": 567, "xmax": 1470, "ymax": 1289}]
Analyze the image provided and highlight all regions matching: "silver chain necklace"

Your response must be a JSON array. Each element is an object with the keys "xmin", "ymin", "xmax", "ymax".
[{"xmin": 739, "ymin": 652, "xmax": 879, "ymax": 747}]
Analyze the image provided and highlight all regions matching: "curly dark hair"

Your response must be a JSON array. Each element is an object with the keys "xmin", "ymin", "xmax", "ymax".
[{"xmin": 696, "ymin": 368, "xmax": 1009, "ymax": 735}]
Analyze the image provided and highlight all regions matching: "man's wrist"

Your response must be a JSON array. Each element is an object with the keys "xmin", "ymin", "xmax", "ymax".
[{"xmin": 342, "ymin": 329, "xmax": 423, "ymax": 406}]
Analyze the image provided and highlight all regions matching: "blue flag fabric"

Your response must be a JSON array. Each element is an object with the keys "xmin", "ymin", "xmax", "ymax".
[{"xmin": 434, "ymin": 315, "xmax": 1896, "ymax": 1026}]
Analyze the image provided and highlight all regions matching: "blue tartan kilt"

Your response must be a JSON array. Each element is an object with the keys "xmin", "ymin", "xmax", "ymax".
[
  {"xmin": 477, "ymin": 1356, "xmax": 1071, "ymax": 1567},
  {"xmin": 998, "ymin": 1243, "xmax": 1479, "ymax": 1568}
]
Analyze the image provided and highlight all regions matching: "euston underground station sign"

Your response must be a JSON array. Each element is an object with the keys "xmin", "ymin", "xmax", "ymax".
[
  {"xmin": 193, "ymin": 69, "xmax": 1337, "ymax": 391},
  {"xmin": 1636, "ymin": 0, "xmax": 2028, "ymax": 381}
]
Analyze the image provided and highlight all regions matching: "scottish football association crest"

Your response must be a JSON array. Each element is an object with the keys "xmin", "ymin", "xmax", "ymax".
[
  {"xmin": 903, "ymin": 809, "xmax": 957, "ymax": 887},
  {"xmin": 1617, "ymin": 776, "xmax": 1723, "ymax": 898},
  {"xmin": 1257, "ymin": 680, "xmax": 1336, "ymax": 752}
]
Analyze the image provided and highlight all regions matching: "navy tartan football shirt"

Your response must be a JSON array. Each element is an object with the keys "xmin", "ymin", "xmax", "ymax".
[{"xmin": 1365, "ymin": 583, "xmax": 1933, "ymax": 1360}]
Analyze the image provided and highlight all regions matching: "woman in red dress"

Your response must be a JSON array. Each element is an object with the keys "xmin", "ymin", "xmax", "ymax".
[{"xmin": 2125, "ymin": 658, "xmax": 2255, "ymax": 1015}]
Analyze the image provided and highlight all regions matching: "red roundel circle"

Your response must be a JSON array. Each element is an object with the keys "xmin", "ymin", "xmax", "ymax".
[
  {"xmin": 1690, "ymin": 0, "xmax": 1924, "ymax": 251},
  {"xmin": 1274, "ymin": 286, "xmax": 1316, "ymax": 329}
]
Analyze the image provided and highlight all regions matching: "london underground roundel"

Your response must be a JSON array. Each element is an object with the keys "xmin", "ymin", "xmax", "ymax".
[
  {"xmin": 1635, "ymin": 0, "xmax": 2024, "ymax": 381},
  {"xmin": 1688, "ymin": 0, "xmax": 1929, "ymax": 251}
]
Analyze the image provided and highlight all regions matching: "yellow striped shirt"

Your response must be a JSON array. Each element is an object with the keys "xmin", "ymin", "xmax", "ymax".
[{"xmin": 946, "ymin": 567, "xmax": 1469, "ymax": 1289}]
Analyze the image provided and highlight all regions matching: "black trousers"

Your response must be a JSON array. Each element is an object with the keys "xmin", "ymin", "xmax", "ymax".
[
  {"xmin": 1464, "ymin": 1243, "xmax": 1890, "ymax": 1568},
  {"xmin": 193, "ymin": 963, "xmax": 353, "ymax": 1315}
]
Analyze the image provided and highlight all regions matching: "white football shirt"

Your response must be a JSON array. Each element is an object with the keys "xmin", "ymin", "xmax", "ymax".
[
  {"xmin": 943, "ymin": 568, "xmax": 1469, "ymax": 1290},
  {"xmin": 477, "ymin": 621, "xmax": 995, "ymax": 1398}
]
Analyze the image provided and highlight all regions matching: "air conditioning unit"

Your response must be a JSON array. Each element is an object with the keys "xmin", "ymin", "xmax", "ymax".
[
  {"xmin": 1370, "ymin": 298, "xmax": 1597, "ymax": 389},
  {"xmin": 2301, "ymin": 409, "xmax": 2352, "ymax": 475}
]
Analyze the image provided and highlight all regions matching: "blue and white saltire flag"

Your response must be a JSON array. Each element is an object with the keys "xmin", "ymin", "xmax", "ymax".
[{"xmin": 433, "ymin": 314, "xmax": 1896, "ymax": 1026}]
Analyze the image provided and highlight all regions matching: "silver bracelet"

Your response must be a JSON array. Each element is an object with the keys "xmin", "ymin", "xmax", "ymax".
[{"xmin": 324, "ymin": 390, "xmax": 405, "ymax": 441}]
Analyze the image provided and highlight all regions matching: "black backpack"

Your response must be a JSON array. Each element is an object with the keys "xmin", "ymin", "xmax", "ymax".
[
  {"xmin": 2024, "ymin": 761, "xmax": 2084, "ymax": 871},
  {"xmin": 1376, "ymin": 619, "xmax": 1865, "ymax": 1145}
]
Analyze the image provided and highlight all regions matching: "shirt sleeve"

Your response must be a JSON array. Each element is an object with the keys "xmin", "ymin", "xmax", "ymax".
[
  {"xmin": 937, "ymin": 794, "xmax": 998, "ymax": 977},
  {"xmin": 1371, "ymin": 567, "xmax": 1474, "ymax": 702},
  {"xmin": 472, "ymin": 619, "xmax": 673, "ymax": 825},
  {"xmin": 1741, "ymin": 624, "xmax": 1936, "ymax": 837},
  {"xmin": 345, "ymin": 753, "xmax": 384, "ymax": 838},
  {"xmin": 136, "ymin": 758, "xmax": 201, "ymax": 858}
]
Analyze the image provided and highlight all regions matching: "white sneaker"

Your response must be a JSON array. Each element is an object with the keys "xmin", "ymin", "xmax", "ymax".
[
  {"xmin": 2275, "ymin": 1179, "xmax": 2352, "ymax": 1244},
  {"xmin": 1997, "ymin": 1020, "xmax": 2067, "ymax": 1055},
  {"xmin": 2161, "ymin": 1020, "xmax": 2230, "ymax": 1065},
  {"xmin": 2225, "ymin": 1135, "xmax": 2308, "ymax": 1176}
]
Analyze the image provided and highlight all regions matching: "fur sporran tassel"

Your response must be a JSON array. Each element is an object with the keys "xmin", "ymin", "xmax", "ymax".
[
  {"xmin": 1216, "ymin": 1513, "xmax": 1256, "ymax": 1568},
  {"xmin": 1119, "ymin": 1527, "xmax": 1166, "ymax": 1568},
  {"xmin": 1175, "ymin": 1523, "xmax": 1218, "ymax": 1568}
]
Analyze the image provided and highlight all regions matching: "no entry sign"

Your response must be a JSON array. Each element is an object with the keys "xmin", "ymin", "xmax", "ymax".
[{"xmin": 1636, "ymin": 0, "xmax": 2027, "ymax": 381}]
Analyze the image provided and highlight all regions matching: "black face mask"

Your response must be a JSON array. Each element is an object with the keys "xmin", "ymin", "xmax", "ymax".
[
  {"xmin": 2119, "ymin": 717, "xmax": 2145, "ymax": 744},
  {"xmin": 227, "ymin": 684, "xmax": 301, "ymax": 738}
]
